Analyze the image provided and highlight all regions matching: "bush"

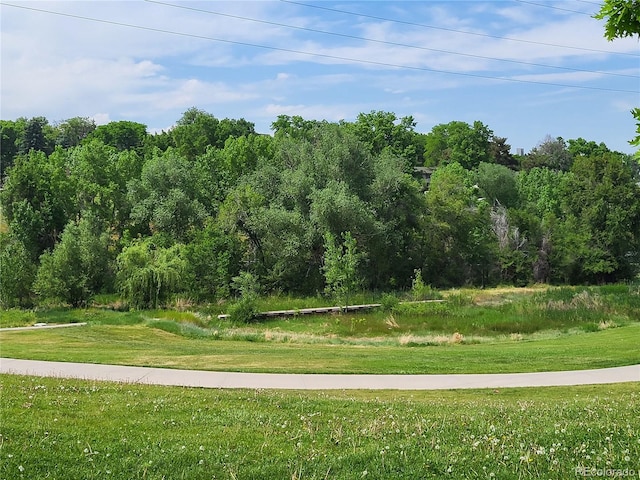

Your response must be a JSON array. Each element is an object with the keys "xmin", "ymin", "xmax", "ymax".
[
  {"xmin": 411, "ymin": 269, "xmax": 442, "ymax": 301},
  {"xmin": 228, "ymin": 297, "xmax": 259, "ymax": 323},
  {"xmin": 380, "ymin": 293, "xmax": 399, "ymax": 312}
]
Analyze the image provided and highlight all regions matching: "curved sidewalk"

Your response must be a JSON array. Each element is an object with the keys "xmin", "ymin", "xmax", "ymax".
[{"xmin": 1, "ymin": 358, "xmax": 638, "ymax": 390}]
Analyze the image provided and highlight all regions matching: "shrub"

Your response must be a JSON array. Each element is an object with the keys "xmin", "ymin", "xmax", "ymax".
[
  {"xmin": 410, "ymin": 269, "xmax": 442, "ymax": 301},
  {"xmin": 228, "ymin": 297, "xmax": 259, "ymax": 323},
  {"xmin": 380, "ymin": 293, "xmax": 399, "ymax": 312}
]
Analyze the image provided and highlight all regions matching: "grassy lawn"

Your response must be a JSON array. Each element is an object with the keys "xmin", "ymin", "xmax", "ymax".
[
  {"xmin": 1, "ymin": 375, "xmax": 638, "ymax": 479},
  {"xmin": 1, "ymin": 322, "xmax": 638, "ymax": 374},
  {"xmin": 1, "ymin": 285, "xmax": 639, "ymax": 374}
]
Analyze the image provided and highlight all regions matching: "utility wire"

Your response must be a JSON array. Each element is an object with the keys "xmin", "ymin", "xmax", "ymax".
[
  {"xmin": 573, "ymin": 0, "xmax": 604, "ymax": 6},
  {"xmin": 1, "ymin": 2, "xmax": 637, "ymax": 94},
  {"xmin": 281, "ymin": 0, "xmax": 640, "ymax": 58},
  {"xmin": 513, "ymin": 0, "xmax": 595, "ymax": 16},
  {"xmin": 146, "ymin": 0, "xmax": 638, "ymax": 80}
]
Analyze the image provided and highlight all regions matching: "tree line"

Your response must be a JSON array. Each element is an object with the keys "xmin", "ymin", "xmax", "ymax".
[{"xmin": 1, "ymin": 109, "xmax": 639, "ymax": 309}]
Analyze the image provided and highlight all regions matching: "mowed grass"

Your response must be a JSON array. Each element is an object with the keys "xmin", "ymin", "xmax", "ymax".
[
  {"xmin": 1, "ymin": 285, "xmax": 638, "ymax": 373},
  {"xmin": 1, "ymin": 374, "xmax": 638, "ymax": 479},
  {"xmin": 1, "ymin": 322, "xmax": 638, "ymax": 374}
]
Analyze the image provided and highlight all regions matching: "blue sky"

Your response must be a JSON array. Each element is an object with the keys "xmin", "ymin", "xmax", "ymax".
[{"xmin": 1, "ymin": 0, "xmax": 639, "ymax": 153}]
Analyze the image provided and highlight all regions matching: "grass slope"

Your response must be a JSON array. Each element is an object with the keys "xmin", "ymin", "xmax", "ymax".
[
  {"xmin": 1, "ymin": 375, "xmax": 638, "ymax": 479},
  {"xmin": 1, "ymin": 322, "xmax": 638, "ymax": 374}
]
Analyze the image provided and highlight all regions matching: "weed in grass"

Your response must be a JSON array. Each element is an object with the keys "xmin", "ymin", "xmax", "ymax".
[
  {"xmin": 384, "ymin": 314, "xmax": 400, "ymax": 329},
  {"xmin": 1, "ymin": 375, "xmax": 638, "ymax": 480}
]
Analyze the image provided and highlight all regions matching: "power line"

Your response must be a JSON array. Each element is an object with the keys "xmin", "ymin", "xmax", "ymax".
[
  {"xmin": 145, "ymin": 0, "xmax": 638, "ymax": 80},
  {"xmin": 1, "ymin": 2, "xmax": 637, "ymax": 95},
  {"xmin": 281, "ymin": 0, "xmax": 640, "ymax": 58},
  {"xmin": 573, "ymin": 0, "xmax": 604, "ymax": 6},
  {"xmin": 514, "ymin": 0, "xmax": 596, "ymax": 16}
]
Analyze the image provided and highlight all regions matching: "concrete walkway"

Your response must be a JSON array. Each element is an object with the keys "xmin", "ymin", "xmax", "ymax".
[
  {"xmin": 0, "ymin": 322, "xmax": 87, "ymax": 332},
  {"xmin": 1, "ymin": 358, "xmax": 638, "ymax": 390}
]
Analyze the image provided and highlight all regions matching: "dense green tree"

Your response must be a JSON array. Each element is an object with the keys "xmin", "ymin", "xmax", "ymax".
[
  {"xmin": 127, "ymin": 149, "xmax": 207, "ymax": 240},
  {"xmin": 19, "ymin": 116, "xmax": 55, "ymax": 156},
  {"xmin": 68, "ymin": 140, "xmax": 119, "ymax": 223},
  {"xmin": 88, "ymin": 121, "xmax": 147, "ymax": 152},
  {"xmin": 522, "ymin": 136, "xmax": 573, "ymax": 171},
  {"xmin": 0, "ymin": 119, "xmax": 23, "ymax": 179},
  {"xmin": 116, "ymin": 237, "xmax": 187, "ymax": 309},
  {"xmin": 553, "ymin": 152, "xmax": 640, "ymax": 282},
  {"xmin": 144, "ymin": 129, "xmax": 175, "ymax": 154},
  {"xmin": 423, "ymin": 162, "xmax": 496, "ymax": 286},
  {"xmin": 217, "ymin": 118, "xmax": 256, "ymax": 143},
  {"xmin": 567, "ymin": 138, "xmax": 610, "ymax": 158},
  {"xmin": 184, "ymin": 222, "xmax": 243, "ymax": 300},
  {"xmin": 0, "ymin": 233, "xmax": 37, "ymax": 308},
  {"xmin": 217, "ymin": 184, "xmax": 267, "ymax": 268},
  {"xmin": 489, "ymin": 136, "xmax": 517, "ymax": 168},
  {"xmin": 171, "ymin": 108, "xmax": 254, "ymax": 160},
  {"xmin": 516, "ymin": 167, "xmax": 565, "ymax": 219},
  {"xmin": 347, "ymin": 111, "xmax": 424, "ymax": 164},
  {"xmin": 490, "ymin": 205, "xmax": 530, "ymax": 285},
  {"xmin": 474, "ymin": 162, "xmax": 519, "ymax": 208},
  {"xmin": 33, "ymin": 215, "xmax": 112, "ymax": 306},
  {"xmin": 271, "ymin": 115, "xmax": 326, "ymax": 140},
  {"xmin": 423, "ymin": 120, "xmax": 494, "ymax": 169},
  {"xmin": 0, "ymin": 148, "xmax": 75, "ymax": 258},
  {"xmin": 55, "ymin": 117, "xmax": 96, "ymax": 148},
  {"xmin": 366, "ymin": 151, "xmax": 425, "ymax": 288}
]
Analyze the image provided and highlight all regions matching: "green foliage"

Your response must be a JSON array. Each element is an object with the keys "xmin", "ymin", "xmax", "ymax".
[
  {"xmin": 1, "ymin": 110, "xmax": 639, "ymax": 301},
  {"xmin": 552, "ymin": 153, "xmax": 640, "ymax": 283},
  {"xmin": 516, "ymin": 167, "xmax": 565, "ymax": 218},
  {"xmin": 184, "ymin": 223, "xmax": 242, "ymax": 300},
  {"xmin": 228, "ymin": 296, "xmax": 260, "ymax": 323},
  {"xmin": 522, "ymin": 135, "xmax": 573, "ymax": 171},
  {"xmin": 0, "ymin": 234, "xmax": 36, "ymax": 308},
  {"xmin": 474, "ymin": 162, "xmax": 519, "ymax": 208},
  {"xmin": 423, "ymin": 120, "xmax": 494, "ymax": 169},
  {"xmin": 348, "ymin": 110, "xmax": 424, "ymax": 164},
  {"xmin": 54, "ymin": 116, "xmax": 96, "ymax": 148},
  {"xmin": 228, "ymin": 271, "xmax": 261, "ymax": 323},
  {"xmin": 116, "ymin": 238, "xmax": 187, "ymax": 309},
  {"xmin": 595, "ymin": 0, "xmax": 640, "ymax": 40},
  {"xmin": 410, "ymin": 269, "xmax": 442, "ymax": 301},
  {"xmin": 231, "ymin": 271, "xmax": 261, "ymax": 299},
  {"xmin": 0, "ymin": 148, "xmax": 76, "ymax": 258},
  {"xmin": 19, "ymin": 116, "xmax": 55, "ymax": 156},
  {"xmin": 33, "ymin": 215, "xmax": 112, "ymax": 307},
  {"xmin": 0, "ymin": 119, "xmax": 22, "ymax": 178},
  {"xmin": 380, "ymin": 292, "xmax": 400, "ymax": 312},
  {"xmin": 172, "ymin": 107, "xmax": 255, "ymax": 160},
  {"xmin": 87, "ymin": 120, "xmax": 147, "ymax": 152},
  {"xmin": 128, "ymin": 148, "xmax": 207, "ymax": 240},
  {"xmin": 631, "ymin": 107, "xmax": 640, "ymax": 156},
  {"xmin": 423, "ymin": 162, "xmax": 496, "ymax": 286},
  {"xmin": 322, "ymin": 231, "xmax": 363, "ymax": 308}
]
